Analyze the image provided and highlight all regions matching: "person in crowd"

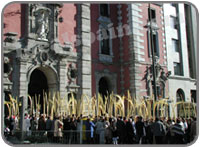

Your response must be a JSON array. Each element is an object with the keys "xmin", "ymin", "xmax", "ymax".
[
  {"xmin": 185, "ymin": 118, "xmax": 191, "ymax": 143},
  {"xmin": 31, "ymin": 116, "xmax": 38, "ymax": 137},
  {"xmin": 164, "ymin": 118, "xmax": 173, "ymax": 143},
  {"xmin": 70, "ymin": 116, "xmax": 77, "ymax": 143},
  {"xmin": 38, "ymin": 114, "xmax": 46, "ymax": 136},
  {"xmin": 104, "ymin": 117, "xmax": 112, "ymax": 144},
  {"xmin": 63, "ymin": 115, "xmax": 71, "ymax": 143},
  {"xmin": 4, "ymin": 116, "xmax": 11, "ymax": 137},
  {"xmin": 190, "ymin": 117, "xmax": 196, "ymax": 142},
  {"xmin": 86, "ymin": 117, "xmax": 95, "ymax": 144},
  {"xmin": 46, "ymin": 116, "xmax": 53, "ymax": 141},
  {"xmin": 25, "ymin": 113, "xmax": 31, "ymax": 137},
  {"xmin": 9, "ymin": 115, "xmax": 15, "ymax": 136},
  {"xmin": 143, "ymin": 118, "xmax": 153, "ymax": 144},
  {"xmin": 111, "ymin": 117, "xmax": 118, "ymax": 144},
  {"xmin": 135, "ymin": 116, "xmax": 145, "ymax": 144},
  {"xmin": 76, "ymin": 117, "xmax": 82, "ymax": 143},
  {"xmin": 95, "ymin": 116, "xmax": 104, "ymax": 144},
  {"xmin": 131, "ymin": 116, "xmax": 137, "ymax": 142},
  {"xmin": 5, "ymin": 111, "xmax": 197, "ymax": 145},
  {"xmin": 170, "ymin": 118, "xmax": 185, "ymax": 144},
  {"xmin": 152, "ymin": 117, "xmax": 166, "ymax": 144},
  {"xmin": 85, "ymin": 118, "xmax": 91, "ymax": 144},
  {"xmin": 54, "ymin": 116, "xmax": 63, "ymax": 143},
  {"xmin": 116, "ymin": 116, "xmax": 126, "ymax": 144},
  {"xmin": 126, "ymin": 118, "xmax": 134, "ymax": 144}
]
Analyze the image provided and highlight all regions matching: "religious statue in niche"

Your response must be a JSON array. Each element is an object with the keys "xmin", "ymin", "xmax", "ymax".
[
  {"xmin": 144, "ymin": 66, "xmax": 153, "ymax": 96},
  {"xmin": 67, "ymin": 63, "xmax": 77, "ymax": 84},
  {"xmin": 144, "ymin": 64, "xmax": 171, "ymax": 98},
  {"xmin": 4, "ymin": 57, "xmax": 13, "ymax": 81},
  {"xmin": 34, "ymin": 6, "xmax": 51, "ymax": 40}
]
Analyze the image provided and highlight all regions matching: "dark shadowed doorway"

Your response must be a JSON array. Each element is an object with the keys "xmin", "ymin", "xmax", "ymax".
[
  {"xmin": 28, "ymin": 69, "xmax": 48, "ymax": 114},
  {"xmin": 98, "ymin": 77, "xmax": 110, "ymax": 102}
]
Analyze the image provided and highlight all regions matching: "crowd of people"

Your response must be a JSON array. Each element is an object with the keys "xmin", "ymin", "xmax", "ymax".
[{"xmin": 4, "ymin": 113, "xmax": 197, "ymax": 144}]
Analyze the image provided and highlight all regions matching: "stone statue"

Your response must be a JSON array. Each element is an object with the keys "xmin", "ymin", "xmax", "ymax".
[
  {"xmin": 145, "ymin": 66, "xmax": 153, "ymax": 96},
  {"xmin": 35, "ymin": 7, "xmax": 51, "ymax": 40},
  {"xmin": 67, "ymin": 63, "xmax": 77, "ymax": 84}
]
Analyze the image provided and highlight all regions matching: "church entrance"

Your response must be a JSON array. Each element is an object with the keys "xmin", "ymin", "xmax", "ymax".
[
  {"xmin": 98, "ymin": 77, "xmax": 110, "ymax": 101},
  {"xmin": 28, "ymin": 69, "xmax": 48, "ymax": 114}
]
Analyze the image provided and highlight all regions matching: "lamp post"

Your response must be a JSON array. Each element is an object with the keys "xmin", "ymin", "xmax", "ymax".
[{"xmin": 146, "ymin": 3, "xmax": 160, "ymax": 117}]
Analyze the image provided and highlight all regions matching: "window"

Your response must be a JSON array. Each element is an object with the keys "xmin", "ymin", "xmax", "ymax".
[
  {"xmin": 148, "ymin": 8, "xmax": 156, "ymax": 22},
  {"xmin": 100, "ymin": 29, "xmax": 110, "ymax": 55},
  {"xmin": 147, "ymin": 31, "xmax": 160, "ymax": 57},
  {"xmin": 100, "ymin": 4, "xmax": 109, "ymax": 17},
  {"xmin": 172, "ymin": 39, "xmax": 179, "ymax": 52},
  {"xmin": 170, "ymin": 16, "xmax": 178, "ymax": 29},
  {"xmin": 191, "ymin": 90, "xmax": 196, "ymax": 103},
  {"xmin": 174, "ymin": 62, "xmax": 182, "ymax": 76},
  {"xmin": 176, "ymin": 89, "xmax": 185, "ymax": 117},
  {"xmin": 170, "ymin": 3, "xmax": 177, "ymax": 7}
]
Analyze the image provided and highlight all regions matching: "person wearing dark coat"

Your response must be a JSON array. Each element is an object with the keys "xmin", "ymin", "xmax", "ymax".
[
  {"xmin": 111, "ymin": 118, "xmax": 118, "ymax": 144},
  {"xmin": 116, "ymin": 116, "xmax": 126, "ymax": 144},
  {"xmin": 152, "ymin": 117, "xmax": 166, "ymax": 144},
  {"xmin": 63, "ymin": 116, "xmax": 71, "ymax": 143},
  {"xmin": 70, "ymin": 117, "xmax": 77, "ymax": 143},
  {"xmin": 135, "ymin": 116, "xmax": 145, "ymax": 144},
  {"xmin": 9, "ymin": 116, "xmax": 15, "ymax": 135},
  {"xmin": 46, "ymin": 116, "xmax": 53, "ymax": 141},
  {"xmin": 170, "ymin": 118, "xmax": 185, "ymax": 144},
  {"xmin": 38, "ymin": 115, "xmax": 46, "ymax": 136},
  {"xmin": 85, "ymin": 118, "xmax": 91, "ymax": 144},
  {"xmin": 125, "ymin": 119, "xmax": 134, "ymax": 144},
  {"xmin": 31, "ymin": 116, "xmax": 38, "ymax": 137}
]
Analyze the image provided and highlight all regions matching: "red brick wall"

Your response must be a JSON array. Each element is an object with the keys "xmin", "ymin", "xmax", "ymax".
[
  {"xmin": 3, "ymin": 3, "xmax": 22, "ymax": 39},
  {"xmin": 91, "ymin": 4, "xmax": 121, "ymax": 96},
  {"xmin": 58, "ymin": 4, "xmax": 77, "ymax": 52}
]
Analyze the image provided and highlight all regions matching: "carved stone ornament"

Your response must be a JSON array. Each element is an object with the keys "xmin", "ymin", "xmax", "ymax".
[
  {"xmin": 4, "ymin": 57, "xmax": 13, "ymax": 77},
  {"xmin": 40, "ymin": 51, "xmax": 48, "ymax": 62},
  {"xmin": 4, "ymin": 32, "xmax": 18, "ymax": 43},
  {"xmin": 67, "ymin": 63, "xmax": 77, "ymax": 83}
]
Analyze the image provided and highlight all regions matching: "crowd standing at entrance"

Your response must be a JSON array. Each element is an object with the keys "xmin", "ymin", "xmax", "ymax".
[{"xmin": 4, "ymin": 113, "xmax": 197, "ymax": 144}]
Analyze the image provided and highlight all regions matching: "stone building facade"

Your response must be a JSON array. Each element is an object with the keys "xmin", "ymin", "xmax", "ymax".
[
  {"xmin": 163, "ymin": 3, "xmax": 197, "ymax": 117},
  {"xmin": 3, "ymin": 3, "xmax": 196, "ymax": 120}
]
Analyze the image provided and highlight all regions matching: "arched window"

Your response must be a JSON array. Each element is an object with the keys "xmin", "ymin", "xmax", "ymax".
[
  {"xmin": 176, "ymin": 89, "xmax": 185, "ymax": 117},
  {"xmin": 176, "ymin": 89, "xmax": 185, "ymax": 102}
]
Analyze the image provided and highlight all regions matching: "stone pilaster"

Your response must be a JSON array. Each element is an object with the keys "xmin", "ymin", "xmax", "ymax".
[
  {"xmin": 58, "ymin": 60, "xmax": 67, "ymax": 99},
  {"xmin": 17, "ymin": 59, "xmax": 28, "ymax": 134},
  {"xmin": 117, "ymin": 4, "xmax": 125, "ymax": 94},
  {"xmin": 77, "ymin": 4, "xmax": 92, "ymax": 99},
  {"xmin": 127, "ymin": 4, "xmax": 144, "ymax": 98}
]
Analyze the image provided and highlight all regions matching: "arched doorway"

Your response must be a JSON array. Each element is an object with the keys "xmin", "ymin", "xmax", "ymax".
[
  {"xmin": 176, "ymin": 89, "xmax": 185, "ymax": 117},
  {"xmin": 98, "ymin": 77, "xmax": 110, "ymax": 101},
  {"xmin": 28, "ymin": 69, "xmax": 48, "ymax": 114}
]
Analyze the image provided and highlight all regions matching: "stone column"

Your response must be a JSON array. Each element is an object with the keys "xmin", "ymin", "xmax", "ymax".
[
  {"xmin": 77, "ymin": 4, "xmax": 92, "ymax": 114},
  {"xmin": 59, "ymin": 60, "xmax": 67, "ymax": 99},
  {"xmin": 18, "ymin": 59, "xmax": 28, "ymax": 139}
]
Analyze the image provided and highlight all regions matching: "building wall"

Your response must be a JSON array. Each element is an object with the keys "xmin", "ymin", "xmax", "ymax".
[
  {"xmin": 91, "ymin": 4, "xmax": 121, "ymax": 96},
  {"xmin": 126, "ymin": 3, "xmax": 168, "ymax": 98},
  {"xmin": 3, "ymin": 3, "xmax": 180, "ymax": 106},
  {"xmin": 58, "ymin": 4, "xmax": 77, "ymax": 50},
  {"xmin": 3, "ymin": 3, "xmax": 22, "ymax": 39},
  {"xmin": 163, "ymin": 3, "xmax": 196, "ymax": 115}
]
